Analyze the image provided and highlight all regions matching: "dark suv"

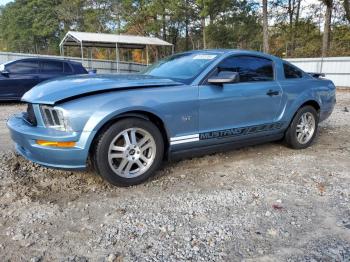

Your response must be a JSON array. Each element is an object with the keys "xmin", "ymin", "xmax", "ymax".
[{"xmin": 0, "ymin": 58, "xmax": 88, "ymax": 101}]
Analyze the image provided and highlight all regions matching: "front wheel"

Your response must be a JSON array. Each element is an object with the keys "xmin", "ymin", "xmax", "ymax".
[
  {"xmin": 284, "ymin": 105, "xmax": 319, "ymax": 149},
  {"xmin": 92, "ymin": 118, "xmax": 164, "ymax": 186}
]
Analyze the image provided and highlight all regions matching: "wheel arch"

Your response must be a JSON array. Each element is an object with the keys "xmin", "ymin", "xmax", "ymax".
[
  {"xmin": 88, "ymin": 110, "xmax": 170, "ymax": 159},
  {"xmin": 284, "ymin": 99, "xmax": 320, "ymax": 148},
  {"xmin": 287, "ymin": 99, "xmax": 321, "ymax": 129},
  {"xmin": 299, "ymin": 100, "xmax": 320, "ymax": 113}
]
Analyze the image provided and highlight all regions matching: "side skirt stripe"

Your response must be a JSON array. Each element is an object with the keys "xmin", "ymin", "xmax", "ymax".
[
  {"xmin": 169, "ymin": 122, "xmax": 285, "ymax": 146},
  {"xmin": 170, "ymin": 137, "xmax": 199, "ymax": 145},
  {"xmin": 170, "ymin": 134, "xmax": 199, "ymax": 142}
]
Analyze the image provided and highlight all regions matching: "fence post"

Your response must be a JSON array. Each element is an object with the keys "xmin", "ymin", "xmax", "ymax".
[{"xmin": 116, "ymin": 43, "xmax": 119, "ymax": 73}]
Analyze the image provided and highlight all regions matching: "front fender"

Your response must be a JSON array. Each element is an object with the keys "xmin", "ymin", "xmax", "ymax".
[
  {"xmin": 59, "ymin": 90, "xmax": 167, "ymax": 131},
  {"xmin": 58, "ymin": 90, "xmax": 173, "ymax": 154},
  {"xmin": 58, "ymin": 84, "xmax": 198, "ymax": 157},
  {"xmin": 83, "ymin": 105, "xmax": 168, "ymax": 156},
  {"xmin": 86, "ymin": 105, "xmax": 168, "ymax": 134}
]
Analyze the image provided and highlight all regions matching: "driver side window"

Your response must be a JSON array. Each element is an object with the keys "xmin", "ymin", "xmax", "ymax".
[
  {"xmin": 217, "ymin": 55, "xmax": 274, "ymax": 82},
  {"xmin": 6, "ymin": 60, "xmax": 39, "ymax": 74}
]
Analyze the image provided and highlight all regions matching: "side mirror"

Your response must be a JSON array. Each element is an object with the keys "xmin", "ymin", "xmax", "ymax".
[
  {"xmin": 208, "ymin": 71, "xmax": 239, "ymax": 84},
  {"xmin": 0, "ymin": 64, "xmax": 9, "ymax": 77},
  {"xmin": 0, "ymin": 70, "xmax": 10, "ymax": 77}
]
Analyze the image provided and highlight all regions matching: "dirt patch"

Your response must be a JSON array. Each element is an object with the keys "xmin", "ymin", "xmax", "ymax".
[
  {"xmin": 0, "ymin": 91, "xmax": 349, "ymax": 261},
  {"xmin": 0, "ymin": 102, "xmax": 26, "ymax": 152}
]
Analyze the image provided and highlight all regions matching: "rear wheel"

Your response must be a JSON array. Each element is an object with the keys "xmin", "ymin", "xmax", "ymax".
[
  {"xmin": 285, "ymin": 106, "xmax": 319, "ymax": 149},
  {"xmin": 93, "ymin": 118, "xmax": 164, "ymax": 186}
]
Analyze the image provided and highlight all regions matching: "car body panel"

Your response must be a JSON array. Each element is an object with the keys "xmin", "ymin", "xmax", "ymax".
[
  {"xmin": 22, "ymin": 74, "xmax": 183, "ymax": 105},
  {"xmin": 0, "ymin": 58, "xmax": 87, "ymax": 101},
  {"xmin": 56, "ymin": 84, "xmax": 198, "ymax": 137},
  {"xmin": 0, "ymin": 73, "xmax": 41, "ymax": 99},
  {"xmin": 7, "ymin": 49, "xmax": 336, "ymax": 170},
  {"xmin": 277, "ymin": 78, "xmax": 336, "ymax": 124},
  {"xmin": 7, "ymin": 113, "xmax": 90, "ymax": 168},
  {"xmin": 199, "ymin": 81, "xmax": 283, "ymax": 132}
]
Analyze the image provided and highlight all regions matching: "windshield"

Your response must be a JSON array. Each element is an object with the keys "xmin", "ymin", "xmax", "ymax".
[{"xmin": 143, "ymin": 52, "xmax": 220, "ymax": 84}]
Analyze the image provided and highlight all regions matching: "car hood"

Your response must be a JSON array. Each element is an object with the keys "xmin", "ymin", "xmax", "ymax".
[{"xmin": 22, "ymin": 74, "xmax": 182, "ymax": 105}]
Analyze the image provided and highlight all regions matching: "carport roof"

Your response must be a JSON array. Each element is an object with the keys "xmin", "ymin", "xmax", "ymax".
[{"xmin": 60, "ymin": 31, "xmax": 173, "ymax": 49}]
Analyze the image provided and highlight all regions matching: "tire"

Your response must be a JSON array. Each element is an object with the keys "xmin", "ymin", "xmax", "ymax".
[
  {"xmin": 92, "ymin": 118, "xmax": 164, "ymax": 186},
  {"xmin": 284, "ymin": 105, "xmax": 319, "ymax": 149}
]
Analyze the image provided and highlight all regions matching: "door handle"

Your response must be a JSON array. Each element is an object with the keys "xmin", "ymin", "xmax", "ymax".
[{"xmin": 266, "ymin": 89, "xmax": 279, "ymax": 96}]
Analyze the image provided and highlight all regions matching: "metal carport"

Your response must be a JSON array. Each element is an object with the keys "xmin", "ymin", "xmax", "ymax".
[{"xmin": 59, "ymin": 31, "xmax": 173, "ymax": 71}]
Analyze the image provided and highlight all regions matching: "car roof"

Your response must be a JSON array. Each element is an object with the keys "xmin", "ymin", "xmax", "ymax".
[{"xmin": 6, "ymin": 58, "xmax": 82, "ymax": 65}]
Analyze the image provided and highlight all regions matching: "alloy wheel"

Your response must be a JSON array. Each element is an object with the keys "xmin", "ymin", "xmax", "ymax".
[
  {"xmin": 295, "ymin": 112, "xmax": 316, "ymax": 144},
  {"xmin": 108, "ymin": 127, "xmax": 156, "ymax": 178}
]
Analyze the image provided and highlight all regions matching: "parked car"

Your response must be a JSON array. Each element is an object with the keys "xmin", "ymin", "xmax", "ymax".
[
  {"xmin": 7, "ymin": 50, "xmax": 336, "ymax": 186},
  {"xmin": 0, "ymin": 58, "xmax": 88, "ymax": 101}
]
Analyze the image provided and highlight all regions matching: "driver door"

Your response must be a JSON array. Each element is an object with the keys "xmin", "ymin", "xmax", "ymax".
[
  {"xmin": 198, "ymin": 55, "xmax": 283, "ymax": 144},
  {"xmin": 0, "ymin": 60, "xmax": 40, "ymax": 99}
]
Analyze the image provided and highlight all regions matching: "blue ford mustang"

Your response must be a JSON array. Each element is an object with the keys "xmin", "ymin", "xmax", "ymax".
[{"xmin": 7, "ymin": 50, "xmax": 336, "ymax": 186}]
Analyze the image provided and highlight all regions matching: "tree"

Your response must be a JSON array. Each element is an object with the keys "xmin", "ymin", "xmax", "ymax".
[
  {"xmin": 56, "ymin": 0, "xmax": 85, "ymax": 33},
  {"xmin": 1, "ymin": 0, "xmax": 350, "ymax": 58},
  {"xmin": 195, "ymin": 0, "xmax": 207, "ymax": 49},
  {"xmin": 262, "ymin": 0, "xmax": 269, "ymax": 53},
  {"xmin": 344, "ymin": 0, "xmax": 350, "ymax": 23},
  {"xmin": 0, "ymin": 6, "xmax": 5, "ymax": 51},
  {"xmin": 0, "ymin": 0, "xmax": 63, "ymax": 54},
  {"xmin": 270, "ymin": 0, "xmax": 302, "ymax": 56},
  {"xmin": 195, "ymin": 0, "xmax": 261, "ymax": 50},
  {"xmin": 321, "ymin": 0, "xmax": 333, "ymax": 57}
]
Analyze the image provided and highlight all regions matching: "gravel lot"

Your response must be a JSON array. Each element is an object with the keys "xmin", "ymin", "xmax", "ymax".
[{"xmin": 0, "ymin": 91, "xmax": 349, "ymax": 261}]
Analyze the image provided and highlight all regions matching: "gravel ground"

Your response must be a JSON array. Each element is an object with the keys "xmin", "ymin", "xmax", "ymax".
[
  {"xmin": 0, "ymin": 91, "xmax": 349, "ymax": 261},
  {"xmin": 0, "ymin": 102, "xmax": 25, "ymax": 152}
]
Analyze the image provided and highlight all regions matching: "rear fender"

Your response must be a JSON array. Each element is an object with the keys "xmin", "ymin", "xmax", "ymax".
[{"xmin": 278, "ymin": 88, "xmax": 322, "ymax": 127}]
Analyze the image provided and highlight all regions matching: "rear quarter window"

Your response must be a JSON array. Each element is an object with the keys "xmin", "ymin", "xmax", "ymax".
[
  {"xmin": 283, "ymin": 63, "xmax": 303, "ymax": 79},
  {"xmin": 71, "ymin": 63, "xmax": 88, "ymax": 74},
  {"xmin": 63, "ymin": 62, "xmax": 73, "ymax": 73}
]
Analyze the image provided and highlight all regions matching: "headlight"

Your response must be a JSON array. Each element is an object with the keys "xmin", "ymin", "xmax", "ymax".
[{"xmin": 40, "ymin": 105, "xmax": 71, "ymax": 132}]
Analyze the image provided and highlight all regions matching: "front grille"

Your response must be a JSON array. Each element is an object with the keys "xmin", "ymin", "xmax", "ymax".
[{"xmin": 25, "ymin": 104, "xmax": 37, "ymax": 126}]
